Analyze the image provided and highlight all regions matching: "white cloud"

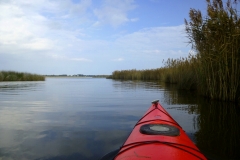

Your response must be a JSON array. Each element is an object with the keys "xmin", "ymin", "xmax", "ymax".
[
  {"xmin": 0, "ymin": 0, "xmax": 94, "ymax": 54},
  {"xmin": 0, "ymin": 1, "xmax": 53, "ymax": 53},
  {"xmin": 130, "ymin": 18, "xmax": 138, "ymax": 22},
  {"xmin": 142, "ymin": 50, "xmax": 161, "ymax": 54},
  {"xmin": 0, "ymin": 0, "xmax": 191, "ymax": 74},
  {"xmin": 93, "ymin": 0, "xmax": 137, "ymax": 27},
  {"xmin": 67, "ymin": 0, "xmax": 92, "ymax": 15},
  {"xmin": 21, "ymin": 38, "xmax": 53, "ymax": 50},
  {"xmin": 51, "ymin": 54, "xmax": 92, "ymax": 62},
  {"xmin": 70, "ymin": 58, "xmax": 92, "ymax": 62},
  {"xmin": 112, "ymin": 58, "xmax": 124, "ymax": 61},
  {"xmin": 113, "ymin": 25, "xmax": 189, "ymax": 57}
]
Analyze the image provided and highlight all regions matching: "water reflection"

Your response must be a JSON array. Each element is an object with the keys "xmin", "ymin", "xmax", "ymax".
[
  {"xmin": 0, "ymin": 110, "xmax": 135, "ymax": 160},
  {"xmin": 112, "ymin": 80, "xmax": 164, "ymax": 91},
  {"xmin": 0, "ymin": 78, "xmax": 239, "ymax": 160},
  {"xmin": 195, "ymin": 100, "xmax": 240, "ymax": 160},
  {"xmin": 162, "ymin": 83, "xmax": 240, "ymax": 159},
  {"xmin": 0, "ymin": 81, "xmax": 44, "ymax": 92}
]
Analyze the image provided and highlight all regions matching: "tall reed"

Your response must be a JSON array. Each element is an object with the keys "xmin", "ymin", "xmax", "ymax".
[
  {"xmin": 163, "ymin": 55, "xmax": 198, "ymax": 90},
  {"xmin": 185, "ymin": 0, "xmax": 240, "ymax": 101},
  {"xmin": 111, "ymin": 69, "xmax": 164, "ymax": 81}
]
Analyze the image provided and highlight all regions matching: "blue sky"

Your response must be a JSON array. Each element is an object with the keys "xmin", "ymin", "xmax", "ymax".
[{"xmin": 0, "ymin": 0, "xmax": 212, "ymax": 75}]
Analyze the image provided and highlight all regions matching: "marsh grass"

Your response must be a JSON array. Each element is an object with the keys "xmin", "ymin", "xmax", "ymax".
[
  {"xmin": 0, "ymin": 71, "xmax": 45, "ymax": 81},
  {"xmin": 164, "ymin": 56, "xmax": 198, "ymax": 90},
  {"xmin": 185, "ymin": 0, "xmax": 240, "ymax": 101},
  {"xmin": 111, "ymin": 69, "xmax": 164, "ymax": 81},
  {"xmin": 111, "ymin": 0, "xmax": 240, "ymax": 102},
  {"xmin": 111, "ymin": 56, "xmax": 197, "ymax": 90}
]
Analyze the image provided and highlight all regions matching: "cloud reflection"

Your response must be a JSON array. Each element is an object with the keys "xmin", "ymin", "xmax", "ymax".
[{"xmin": 0, "ymin": 108, "xmax": 137, "ymax": 160}]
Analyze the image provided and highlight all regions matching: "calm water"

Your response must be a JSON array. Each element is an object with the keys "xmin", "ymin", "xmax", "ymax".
[{"xmin": 0, "ymin": 77, "xmax": 239, "ymax": 160}]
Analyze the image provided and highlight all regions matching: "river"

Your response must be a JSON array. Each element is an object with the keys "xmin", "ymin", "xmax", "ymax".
[{"xmin": 0, "ymin": 77, "xmax": 239, "ymax": 160}]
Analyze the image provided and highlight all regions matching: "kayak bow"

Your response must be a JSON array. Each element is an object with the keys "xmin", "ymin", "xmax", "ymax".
[{"xmin": 101, "ymin": 100, "xmax": 207, "ymax": 160}]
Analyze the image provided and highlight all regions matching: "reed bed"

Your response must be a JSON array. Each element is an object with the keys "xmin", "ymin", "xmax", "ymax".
[
  {"xmin": 163, "ymin": 56, "xmax": 198, "ymax": 90},
  {"xmin": 0, "ymin": 71, "xmax": 45, "ymax": 81},
  {"xmin": 111, "ymin": 68, "xmax": 164, "ymax": 81},
  {"xmin": 111, "ymin": 0, "xmax": 240, "ymax": 102},
  {"xmin": 111, "ymin": 56, "xmax": 197, "ymax": 90},
  {"xmin": 185, "ymin": 0, "xmax": 240, "ymax": 101}
]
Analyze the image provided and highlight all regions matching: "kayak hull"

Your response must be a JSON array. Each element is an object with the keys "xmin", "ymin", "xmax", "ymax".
[{"xmin": 101, "ymin": 100, "xmax": 207, "ymax": 160}]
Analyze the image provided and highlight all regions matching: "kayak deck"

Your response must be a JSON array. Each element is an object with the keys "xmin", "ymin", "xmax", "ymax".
[{"xmin": 101, "ymin": 100, "xmax": 207, "ymax": 160}]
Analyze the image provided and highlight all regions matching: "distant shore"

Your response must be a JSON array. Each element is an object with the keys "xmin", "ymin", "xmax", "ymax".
[
  {"xmin": 0, "ymin": 71, "xmax": 45, "ymax": 81},
  {"xmin": 45, "ymin": 74, "xmax": 110, "ymax": 78}
]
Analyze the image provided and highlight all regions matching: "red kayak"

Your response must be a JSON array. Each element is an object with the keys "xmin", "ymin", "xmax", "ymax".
[{"xmin": 101, "ymin": 100, "xmax": 207, "ymax": 160}]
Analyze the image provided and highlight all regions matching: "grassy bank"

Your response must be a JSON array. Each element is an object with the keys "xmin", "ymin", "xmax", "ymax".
[
  {"xmin": 110, "ymin": 0, "xmax": 240, "ymax": 102},
  {"xmin": 0, "ymin": 71, "xmax": 45, "ymax": 81}
]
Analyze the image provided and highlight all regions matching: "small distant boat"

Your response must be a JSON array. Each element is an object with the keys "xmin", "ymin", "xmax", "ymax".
[{"xmin": 100, "ymin": 100, "xmax": 207, "ymax": 160}]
